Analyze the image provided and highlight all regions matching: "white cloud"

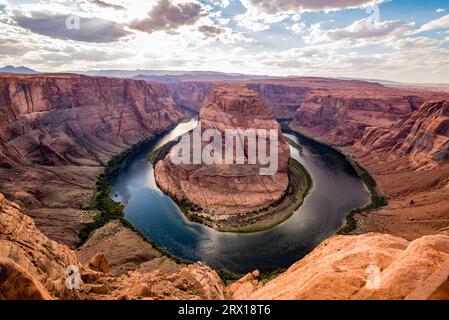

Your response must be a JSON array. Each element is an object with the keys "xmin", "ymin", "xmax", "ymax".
[
  {"xmin": 234, "ymin": 10, "xmax": 290, "ymax": 32},
  {"xmin": 289, "ymin": 22, "xmax": 306, "ymax": 34},
  {"xmin": 240, "ymin": 0, "xmax": 386, "ymax": 14},
  {"xmin": 389, "ymin": 36, "xmax": 445, "ymax": 50},
  {"xmin": 415, "ymin": 14, "xmax": 449, "ymax": 33},
  {"xmin": 304, "ymin": 18, "xmax": 414, "ymax": 44},
  {"xmin": 436, "ymin": 8, "xmax": 445, "ymax": 13}
]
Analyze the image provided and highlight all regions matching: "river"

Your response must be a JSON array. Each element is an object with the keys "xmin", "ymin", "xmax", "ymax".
[{"xmin": 111, "ymin": 118, "xmax": 370, "ymax": 273}]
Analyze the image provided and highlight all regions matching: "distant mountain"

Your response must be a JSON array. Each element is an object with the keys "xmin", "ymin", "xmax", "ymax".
[
  {"xmin": 336, "ymin": 77, "xmax": 401, "ymax": 86},
  {"xmin": 72, "ymin": 69, "xmax": 269, "ymax": 82},
  {"xmin": 0, "ymin": 65, "xmax": 39, "ymax": 74}
]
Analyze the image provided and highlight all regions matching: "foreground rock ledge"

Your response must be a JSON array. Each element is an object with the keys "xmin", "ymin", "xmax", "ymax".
[
  {"xmin": 1, "ymin": 192, "xmax": 448, "ymax": 300},
  {"xmin": 155, "ymin": 85, "xmax": 291, "ymax": 229}
]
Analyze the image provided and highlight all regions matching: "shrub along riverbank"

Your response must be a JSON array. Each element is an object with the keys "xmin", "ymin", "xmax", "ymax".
[
  {"xmin": 283, "ymin": 124, "xmax": 387, "ymax": 234},
  {"xmin": 77, "ymin": 126, "xmax": 193, "ymax": 265}
]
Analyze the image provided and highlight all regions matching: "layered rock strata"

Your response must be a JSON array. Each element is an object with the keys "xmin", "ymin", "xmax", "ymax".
[
  {"xmin": 155, "ymin": 85, "xmax": 291, "ymax": 224},
  {"xmin": 0, "ymin": 74, "xmax": 185, "ymax": 246},
  {"xmin": 1, "ymin": 192, "xmax": 448, "ymax": 300}
]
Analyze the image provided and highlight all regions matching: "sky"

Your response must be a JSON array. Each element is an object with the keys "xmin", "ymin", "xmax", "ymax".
[{"xmin": 0, "ymin": 0, "xmax": 449, "ymax": 83}]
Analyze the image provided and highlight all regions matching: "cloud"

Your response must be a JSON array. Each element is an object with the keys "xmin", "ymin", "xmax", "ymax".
[
  {"xmin": 39, "ymin": 49, "xmax": 129, "ymax": 62},
  {"xmin": 305, "ymin": 18, "xmax": 414, "ymax": 43},
  {"xmin": 234, "ymin": 10, "xmax": 289, "ymax": 32},
  {"xmin": 240, "ymin": 0, "xmax": 385, "ymax": 14},
  {"xmin": 88, "ymin": 0, "xmax": 125, "ymax": 11},
  {"xmin": 198, "ymin": 25, "xmax": 225, "ymax": 38},
  {"xmin": 436, "ymin": 9, "xmax": 445, "ymax": 13},
  {"xmin": 415, "ymin": 14, "xmax": 449, "ymax": 33},
  {"xmin": 289, "ymin": 22, "xmax": 306, "ymax": 34},
  {"xmin": 390, "ymin": 36, "xmax": 445, "ymax": 50},
  {"xmin": 0, "ymin": 45, "xmax": 30, "ymax": 57},
  {"xmin": 130, "ymin": 0, "xmax": 205, "ymax": 34},
  {"xmin": 13, "ymin": 12, "xmax": 130, "ymax": 43}
]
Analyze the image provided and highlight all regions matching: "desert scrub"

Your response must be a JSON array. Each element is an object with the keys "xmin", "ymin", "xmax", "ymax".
[{"xmin": 338, "ymin": 157, "xmax": 388, "ymax": 235}]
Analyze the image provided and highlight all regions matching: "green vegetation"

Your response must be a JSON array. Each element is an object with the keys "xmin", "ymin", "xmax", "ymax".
[
  {"xmin": 78, "ymin": 146, "xmax": 137, "ymax": 246},
  {"xmin": 217, "ymin": 268, "xmax": 287, "ymax": 286},
  {"xmin": 289, "ymin": 157, "xmax": 312, "ymax": 196},
  {"xmin": 283, "ymin": 124, "xmax": 388, "ymax": 235},
  {"xmin": 148, "ymin": 144, "xmax": 166, "ymax": 166},
  {"xmin": 217, "ymin": 270, "xmax": 244, "ymax": 285},
  {"xmin": 78, "ymin": 173, "xmax": 125, "ymax": 244},
  {"xmin": 178, "ymin": 103, "xmax": 199, "ymax": 115},
  {"xmin": 77, "ymin": 119, "xmax": 194, "ymax": 265},
  {"xmin": 338, "ymin": 157, "xmax": 388, "ymax": 235},
  {"xmin": 259, "ymin": 268, "xmax": 287, "ymax": 283},
  {"xmin": 285, "ymin": 136, "xmax": 303, "ymax": 154}
]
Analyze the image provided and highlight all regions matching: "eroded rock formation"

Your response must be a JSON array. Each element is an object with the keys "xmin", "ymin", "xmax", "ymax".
[
  {"xmin": 155, "ymin": 85, "xmax": 291, "ymax": 220},
  {"xmin": 0, "ymin": 74, "xmax": 185, "ymax": 247},
  {"xmin": 359, "ymin": 100, "xmax": 449, "ymax": 168},
  {"xmin": 232, "ymin": 232, "xmax": 449, "ymax": 300},
  {"xmin": 1, "ymin": 192, "xmax": 448, "ymax": 300},
  {"xmin": 0, "ymin": 193, "xmax": 226, "ymax": 300},
  {"xmin": 343, "ymin": 101, "xmax": 449, "ymax": 239}
]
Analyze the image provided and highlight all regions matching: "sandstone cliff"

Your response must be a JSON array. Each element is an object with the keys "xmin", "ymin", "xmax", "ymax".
[
  {"xmin": 2, "ymin": 192, "xmax": 447, "ymax": 300},
  {"xmin": 167, "ymin": 80, "xmax": 310, "ymax": 120},
  {"xmin": 343, "ymin": 101, "xmax": 449, "ymax": 240},
  {"xmin": 168, "ymin": 81, "xmax": 215, "ymax": 112},
  {"xmin": 0, "ymin": 192, "xmax": 226, "ymax": 300},
  {"xmin": 0, "ymin": 74, "xmax": 185, "ymax": 247},
  {"xmin": 234, "ymin": 232, "xmax": 449, "ymax": 300},
  {"xmin": 167, "ymin": 78, "xmax": 446, "ymax": 145},
  {"xmin": 0, "ymin": 74, "xmax": 183, "ymax": 167},
  {"xmin": 359, "ymin": 101, "xmax": 449, "ymax": 168},
  {"xmin": 155, "ymin": 85, "xmax": 291, "ymax": 220}
]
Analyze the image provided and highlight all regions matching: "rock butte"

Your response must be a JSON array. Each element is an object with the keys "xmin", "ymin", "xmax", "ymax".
[{"xmin": 155, "ymin": 85, "xmax": 291, "ymax": 217}]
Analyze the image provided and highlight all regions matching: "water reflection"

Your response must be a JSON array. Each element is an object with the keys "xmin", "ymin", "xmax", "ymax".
[{"xmin": 111, "ymin": 119, "xmax": 370, "ymax": 273}]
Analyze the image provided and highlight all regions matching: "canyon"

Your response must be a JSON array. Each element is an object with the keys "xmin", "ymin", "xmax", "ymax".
[
  {"xmin": 0, "ymin": 73, "xmax": 448, "ymax": 299},
  {"xmin": 168, "ymin": 78, "xmax": 449, "ymax": 240},
  {"xmin": 0, "ymin": 74, "xmax": 185, "ymax": 248},
  {"xmin": 155, "ymin": 85, "xmax": 294, "ymax": 230}
]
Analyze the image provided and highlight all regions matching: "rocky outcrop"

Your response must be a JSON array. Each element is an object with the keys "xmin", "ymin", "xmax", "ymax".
[
  {"xmin": 0, "ymin": 74, "xmax": 184, "ymax": 167},
  {"xmin": 292, "ymin": 88, "xmax": 430, "ymax": 145},
  {"xmin": 244, "ymin": 232, "xmax": 449, "ymax": 300},
  {"xmin": 0, "ymin": 258, "xmax": 52, "ymax": 300},
  {"xmin": 167, "ymin": 81, "xmax": 215, "ymax": 112},
  {"xmin": 1, "ymin": 192, "xmax": 448, "ymax": 300},
  {"xmin": 155, "ymin": 85, "xmax": 290, "ymax": 220},
  {"xmin": 89, "ymin": 254, "xmax": 109, "ymax": 274},
  {"xmin": 167, "ymin": 78, "xmax": 446, "ymax": 145},
  {"xmin": 0, "ymin": 192, "xmax": 227, "ymax": 300},
  {"xmin": 167, "ymin": 81, "xmax": 309, "ymax": 119},
  {"xmin": 0, "ymin": 193, "xmax": 80, "ymax": 299},
  {"xmin": 246, "ymin": 83, "xmax": 309, "ymax": 119},
  {"xmin": 105, "ymin": 262, "xmax": 226, "ymax": 300},
  {"xmin": 0, "ymin": 74, "xmax": 185, "ymax": 247},
  {"xmin": 76, "ymin": 220, "xmax": 179, "ymax": 276},
  {"xmin": 359, "ymin": 101, "xmax": 449, "ymax": 169},
  {"xmin": 343, "ymin": 101, "xmax": 449, "ymax": 239}
]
